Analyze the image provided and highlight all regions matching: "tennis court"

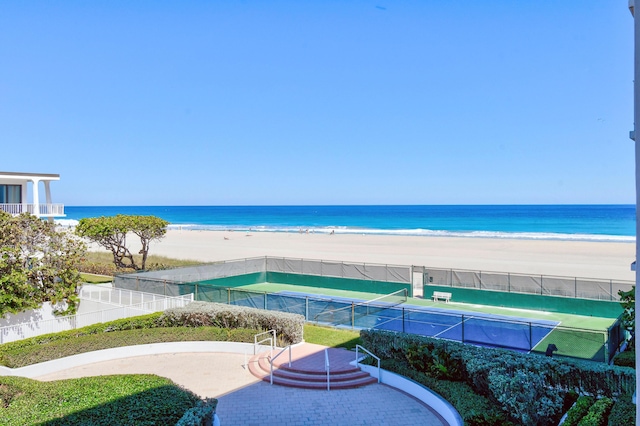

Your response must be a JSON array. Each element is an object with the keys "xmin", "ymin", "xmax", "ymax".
[
  {"xmin": 213, "ymin": 283, "xmax": 617, "ymax": 361},
  {"xmin": 277, "ymin": 290, "xmax": 559, "ymax": 353}
]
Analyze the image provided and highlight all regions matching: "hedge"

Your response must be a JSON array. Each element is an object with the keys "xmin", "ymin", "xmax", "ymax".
[
  {"xmin": 157, "ymin": 301, "xmax": 305, "ymax": 344},
  {"xmin": 607, "ymin": 394, "xmax": 635, "ymax": 426},
  {"xmin": 359, "ymin": 330, "xmax": 636, "ymax": 398},
  {"xmin": 578, "ymin": 397, "xmax": 613, "ymax": 426},
  {"xmin": 563, "ymin": 396, "xmax": 595, "ymax": 426},
  {"xmin": 613, "ymin": 350, "xmax": 635, "ymax": 369}
]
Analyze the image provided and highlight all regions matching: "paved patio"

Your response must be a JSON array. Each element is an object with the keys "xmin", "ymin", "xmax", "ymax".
[{"xmin": 35, "ymin": 344, "xmax": 447, "ymax": 425}]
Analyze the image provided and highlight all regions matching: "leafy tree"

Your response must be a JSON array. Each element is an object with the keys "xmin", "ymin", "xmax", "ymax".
[
  {"xmin": 618, "ymin": 286, "xmax": 635, "ymax": 348},
  {"xmin": 75, "ymin": 215, "xmax": 168, "ymax": 271},
  {"xmin": 0, "ymin": 211, "xmax": 86, "ymax": 317}
]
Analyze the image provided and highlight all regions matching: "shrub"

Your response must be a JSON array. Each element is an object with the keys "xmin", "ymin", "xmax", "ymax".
[
  {"xmin": 404, "ymin": 342, "xmax": 464, "ymax": 381},
  {"xmin": 176, "ymin": 398, "xmax": 218, "ymax": 426},
  {"xmin": 158, "ymin": 301, "xmax": 305, "ymax": 344},
  {"xmin": 379, "ymin": 358, "xmax": 511, "ymax": 425},
  {"xmin": 578, "ymin": 397, "xmax": 613, "ymax": 426},
  {"xmin": 0, "ymin": 327, "xmax": 259, "ymax": 368},
  {"xmin": 607, "ymin": 394, "xmax": 635, "ymax": 426},
  {"xmin": 1, "ymin": 375, "xmax": 202, "ymax": 426},
  {"xmin": 612, "ymin": 350, "xmax": 635, "ymax": 368},
  {"xmin": 488, "ymin": 367, "xmax": 563, "ymax": 426},
  {"xmin": 563, "ymin": 395, "xmax": 595, "ymax": 426},
  {"xmin": 359, "ymin": 329, "xmax": 636, "ymax": 398}
]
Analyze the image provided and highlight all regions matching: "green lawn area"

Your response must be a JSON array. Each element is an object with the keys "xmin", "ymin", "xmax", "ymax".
[
  {"xmin": 0, "ymin": 321, "xmax": 354, "ymax": 424},
  {"xmin": 0, "ymin": 374, "xmax": 204, "ymax": 426}
]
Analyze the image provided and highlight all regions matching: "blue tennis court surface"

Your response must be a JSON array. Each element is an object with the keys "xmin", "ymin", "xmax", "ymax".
[{"xmin": 275, "ymin": 291, "xmax": 559, "ymax": 352}]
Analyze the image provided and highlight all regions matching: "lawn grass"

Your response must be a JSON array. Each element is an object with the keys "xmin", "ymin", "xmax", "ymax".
[
  {"xmin": 80, "ymin": 273, "xmax": 113, "ymax": 284},
  {"xmin": 79, "ymin": 251, "xmax": 202, "ymax": 275},
  {"xmin": 304, "ymin": 324, "xmax": 362, "ymax": 349},
  {"xmin": 0, "ymin": 374, "xmax": 202, "ymax": 426}
]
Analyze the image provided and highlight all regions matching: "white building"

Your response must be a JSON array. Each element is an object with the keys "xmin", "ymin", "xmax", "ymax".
[{"xmin": 0, "ymin": 171, "xmax": 65, "ymax": 220}]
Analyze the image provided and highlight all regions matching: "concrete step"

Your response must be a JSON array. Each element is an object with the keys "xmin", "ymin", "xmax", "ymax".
[{"xmin": 248, "ymin": 350, "xmax": 377, "ymax": 390}]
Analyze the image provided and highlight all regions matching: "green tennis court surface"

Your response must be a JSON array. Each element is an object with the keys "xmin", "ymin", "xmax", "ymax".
[{"xmin": 233, "ymin": 282, "xmax": 618, "ymax": 361}]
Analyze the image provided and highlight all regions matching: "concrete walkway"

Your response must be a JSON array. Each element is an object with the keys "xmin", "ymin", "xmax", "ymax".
[{"xmin": 36, "ymin": 345, "xmax": 447, "ymax": 425}]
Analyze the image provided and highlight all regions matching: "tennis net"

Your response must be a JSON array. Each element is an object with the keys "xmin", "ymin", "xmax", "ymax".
[{"xmin": 313, "ymin": 288, "xmax": 408, "ymax": 328}]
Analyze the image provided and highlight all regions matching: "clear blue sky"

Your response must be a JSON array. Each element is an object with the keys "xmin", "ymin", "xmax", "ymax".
[{"xmin": 1, "ymin": 1, "xmax": 635, "ymax": 205}]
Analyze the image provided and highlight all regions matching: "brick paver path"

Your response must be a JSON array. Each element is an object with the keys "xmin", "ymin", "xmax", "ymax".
[
  {"xmin": 36, "ymin": 345, "xmax": 447, "ymax": 425},
  {"xmin": 216, "ymin": 380, "xmax": 446, "ymax": 425}
]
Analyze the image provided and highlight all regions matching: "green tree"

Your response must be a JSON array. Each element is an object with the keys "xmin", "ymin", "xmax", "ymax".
[
  {"xmin": 618, "ymin": 286, "xmax": 634, "ymax": 347},
  {"xmin": 0, "ymin": 211, "xmax": 86, "ymax": 317},
  {"xmin": 75, "ymin": 215, "xmax": 168, "ymax": 271}
]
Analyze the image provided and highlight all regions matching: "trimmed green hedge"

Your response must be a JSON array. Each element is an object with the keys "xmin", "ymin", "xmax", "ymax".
[
  {"xmin": 563, "ymin": 396, "xmax": 595, "ymax": 426},
  {"xmin": 360, "ymin": 329, "xmax": 636, "ymax": 425},
  {"xmin": 578, "ymin": 397, "xmax": 613, "ymax": 426},
  {"xmin": 0, "ymin": 327, "xmax": 259, "ymax": 368},
  {"xmin": 1, "ymin": 375, "xmax": 205, "ymax": 426},
  {"xmin": 158, "ymin": 301, "xmax": 305, "ymax": 344},
  {"xmin": 359, "ymin": 330, "xmax": 635, "ymax": 398},
  {"xmin": 613, "ymin": 350, "xmax": 635, "ymax": 368},
  {"xmin": 607, "ymin": 394, "xmax": 635, "ymax": 426}
]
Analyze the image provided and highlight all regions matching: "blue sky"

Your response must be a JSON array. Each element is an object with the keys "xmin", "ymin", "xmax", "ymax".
[{"xmin": 1, "ymin": 1, "xmax": 635, "ymax": 205}]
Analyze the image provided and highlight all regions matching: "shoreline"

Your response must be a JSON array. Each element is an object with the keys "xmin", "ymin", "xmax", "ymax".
[{"xmin": 135, "ymin": 230, "xmax": 637, "ymax": 282}]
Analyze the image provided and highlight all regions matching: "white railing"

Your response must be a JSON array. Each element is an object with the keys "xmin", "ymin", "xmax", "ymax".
[
  {"xmin": 0, "ymin": 203, "xmax": 65, "ymax": 216},
  {"xmin": 355, "ymin": 345, "xmax": 381, "ymax": 383},
  {"xmin": 79, "ymin": 286, "xmax": 194, "ymax": 312},
  {"xmin": 325, "ymin": 348, "xmax": 330, "ymax": 391},
  {"xmin": 254, "ymin": 329, "xmax": 276, "ymax": 355},
  {"xmin": 269, "ymin": 345, "xmax": 292, "ymax": 385},
  {"xmin": 0, "ymin": 290, "xmax": 194, "ymax": 344}
]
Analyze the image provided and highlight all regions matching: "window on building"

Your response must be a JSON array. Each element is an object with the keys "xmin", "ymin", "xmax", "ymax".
[{"xmin": 0, "ymin": 185, "xmax": 22, "ymax": 203}]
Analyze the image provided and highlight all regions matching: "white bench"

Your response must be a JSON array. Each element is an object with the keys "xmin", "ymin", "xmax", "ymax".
[{"xmin": 432, "ymin": 291, "xmax": 452, "ymax": 303}]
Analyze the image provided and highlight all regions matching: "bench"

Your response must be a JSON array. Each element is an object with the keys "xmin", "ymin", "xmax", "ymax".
[{"xmin": 432, "ymin": 291, "xmax": 452, "ymax": 303}]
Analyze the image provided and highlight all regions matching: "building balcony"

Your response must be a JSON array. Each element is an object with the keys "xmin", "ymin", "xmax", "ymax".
[{"xmin": 0, "ymin": 203, "xmax": 65, "ymax": 217}]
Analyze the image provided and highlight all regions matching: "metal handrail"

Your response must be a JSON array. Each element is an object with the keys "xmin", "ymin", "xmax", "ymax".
[
  {"xmin": 355, "ymin": 345, "xmax": 381, "ymax": 383},
  {"xmin": 269, "ymin": 345, "xmax": 292, "ymax": 385},
  {"xmin": 254, "ymin": 330, "xmax": 276, "ymax": 355},
  {"xmin": 325, "ymin": 348, "xmax": 330, "ymax": 391}
]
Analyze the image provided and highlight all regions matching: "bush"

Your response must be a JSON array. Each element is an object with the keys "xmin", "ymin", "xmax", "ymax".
[
  {"xmin": 578, "ymin": 397, "xmax": 613, "ymax": 426},
  {"xmin": 613, "ymin": 350, "xmax": 635, "ymax": 368},
  {"xmin": 379, "ymin": 358, "xmax": 511, "ymax": 425},
  {"xmin": 563, "ymin": 396, "xmax": 595, "ymax": 426},
  {"xmin": 0, "ymin": 327, "xmax": 259, "ymax": 368},
  {"xmin": 158, "ymin": 301, "xmax": 305, "ymax": 344},
  {"xmin": 1, "ymin": 375, "xmax": 202, "ymax": 426},
  {"xmin": 607, "ymin": 394, "xmax": 636, "ymax": 426},
  {"xmin": 176, "ymin": 398, "xmax": 218, "ymax": 426},
  {"xmin": 488, "ymin": 367, "xmax": 563, "ymax": 426},
  {"xmin": 359, "ymin": 329, "xmax": 636, "ymax": 398}
]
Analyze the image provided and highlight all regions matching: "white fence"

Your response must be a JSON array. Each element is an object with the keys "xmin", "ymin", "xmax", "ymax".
[{"xmin": 0, "ymin": 287, "xmax": 194, "ymax": 344}]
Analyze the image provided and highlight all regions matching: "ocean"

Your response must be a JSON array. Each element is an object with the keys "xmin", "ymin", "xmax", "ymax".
[{"xmin": 59, "ymin": 205, "xmax": 636, "ymax": 243}]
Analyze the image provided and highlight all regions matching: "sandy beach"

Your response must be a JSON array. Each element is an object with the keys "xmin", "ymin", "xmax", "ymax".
[{"xmin": 133, "ymin": 230, "xmax": 637, "ymax": 282}]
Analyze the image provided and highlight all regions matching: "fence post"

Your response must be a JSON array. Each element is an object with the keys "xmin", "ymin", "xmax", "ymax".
[
  {"xmin": 305, "ymin": 297, "xmax": 309, "ymax": 321},
  {"xmin": 461, "ymin": 314, "xmax": 465, "ymax": 343},
  {"xmin": 479, "ymin": 271, "xmax": 482, "ymax": 290},
  {"xmin": 351, "ymin": 303, "xmax": 355, "ymax": 329},
  {"xmin": 402, "ymin": 308, "xmax": 405, "ymax": 333},
  {"xmin": 508, "ymin": 273, "xmax": 511, "ymax": 293},
  {"xmin": 540, "ymin": 275, "xmax": 543, "ymax": 295},
  {"xmin": 529, "ymin": 322, "xmax": 533, "ymax": 351},
  {"xmin": 575, "ymin": 278, "xmax": 577, "ymax": 299},
  {"xmin": 610, "ymin": 280, "xmax": 613, "ymax": 301}
]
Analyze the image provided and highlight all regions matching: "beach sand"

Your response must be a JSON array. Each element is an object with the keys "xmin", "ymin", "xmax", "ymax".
[{"xmin": 132, "ymin": 230, "xmax": 636, "ymax": 282}]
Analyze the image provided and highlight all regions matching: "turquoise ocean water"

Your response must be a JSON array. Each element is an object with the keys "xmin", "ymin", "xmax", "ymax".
[{"xmin": 60, "ymin": 205, "xmax": 635, "ymax": 242}]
